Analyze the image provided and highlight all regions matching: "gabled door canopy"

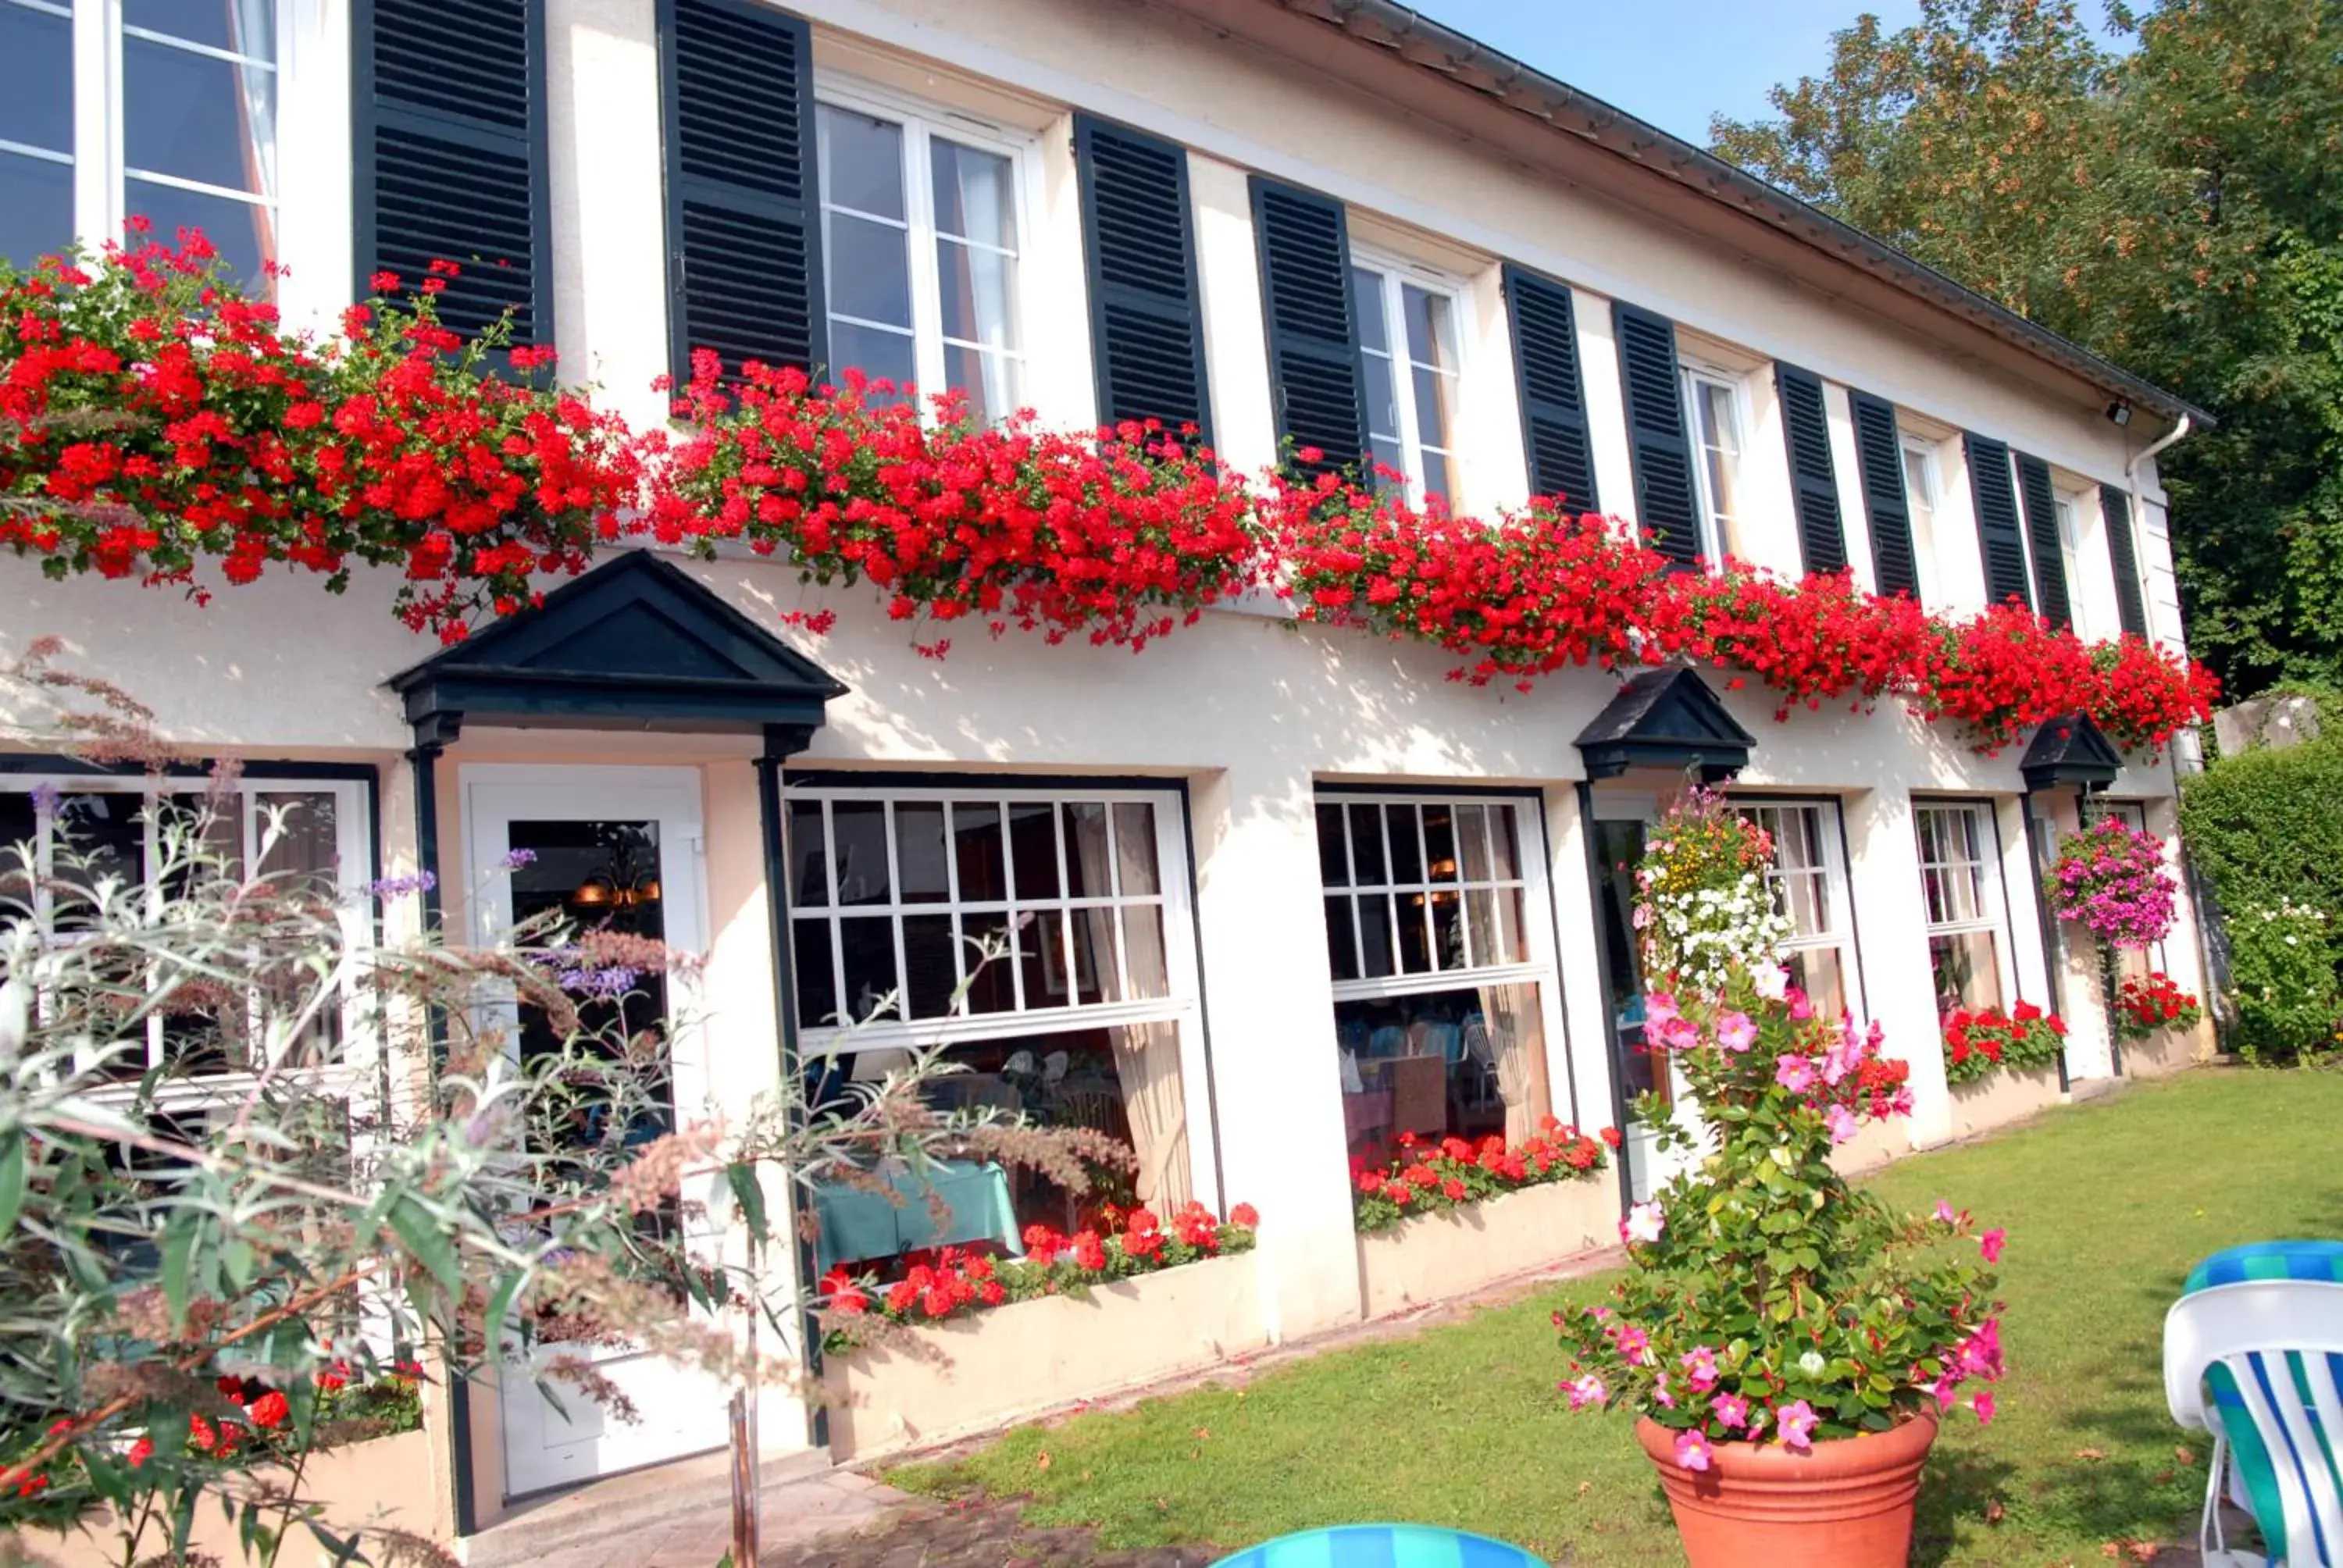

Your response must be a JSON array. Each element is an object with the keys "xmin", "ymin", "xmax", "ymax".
[
  {"xmin": 386, "ymin": 549, "xmax": 847, "ymax": 758},
  {"xmin": 1574, "ymin": 666, "xmax": 1756, "ymax": 783},
  {"xmin": 2019, "ymin": 711, "xmax": 2124, "ymax": 792}
]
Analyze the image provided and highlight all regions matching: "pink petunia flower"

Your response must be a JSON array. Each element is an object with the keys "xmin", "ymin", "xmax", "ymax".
[
  {"xmin": 1973, "ymin": 1392, "xmax": 1995, "ymax": 1426},
  {"xmin": 1824, "ymin": 1103, "xmax": 1859, "ymax": 1145},
  {"xmin": 1934, "ymin": 1199, "xmax": 1958, "ymax": 1225},
  {"xmin": 1681, "ymin": 1345, "xmax": 1720, "ymax": 1393},
  {"xmin": 1715, "ymin": 1010, "xmax": 1758, "ymax": 1053},
  {"xmin": 1979, "ymin": 1228, "xmax": 2006, "ymax": 1263},
  {"xmin": 1565, "ymin": 1374, "xmax": 1607, "ymax": 1411},
  {"xmin": 1621, "ymin": 1202, "xmax": 1665, "ymax": 1245},
  {"xmin": 1710, "ymin": 1392, "xmax": 1749, "ymax": 1429},
  {"xmin": 1776, "ymin": 1399, "xmax": 1818, "ymax": 1451},
  {"xmin": 1775, "ymin": 1053, "xmax": 1816, "ymax": 1092},
  {"xmin": 1643, "ymin": 992, "xmax": 1679, "ymax": 1027},
  {"xmin": 1674, "ymin": 1428, "xmax": 1714, "ymax": 1472}
]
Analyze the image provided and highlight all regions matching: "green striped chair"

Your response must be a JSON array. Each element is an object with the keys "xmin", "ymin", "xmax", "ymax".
[
  {"xmin": 1211, "ymin": 1525, "xmax": 1546, "ymax": 1567},
  {"xmin": 2166, "ymin": 1241, "xmax": 2343, "ymax": 1565}
]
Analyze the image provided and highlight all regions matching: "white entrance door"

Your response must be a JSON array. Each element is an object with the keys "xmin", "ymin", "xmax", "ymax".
[{"xmin": 464, "ymin": 766, "xmax": 734, "ymax": 1499}]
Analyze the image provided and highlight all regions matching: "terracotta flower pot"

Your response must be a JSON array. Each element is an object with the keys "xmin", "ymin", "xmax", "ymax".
[{"xmin": 1636, "ymin": 1411, "xmax": 1939, "ymax": 1567}]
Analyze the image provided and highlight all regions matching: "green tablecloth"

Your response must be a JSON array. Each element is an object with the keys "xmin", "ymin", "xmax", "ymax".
[{"xmin": 810, "ymin": 1160, "xmax": 1022, "ymax": 1272}]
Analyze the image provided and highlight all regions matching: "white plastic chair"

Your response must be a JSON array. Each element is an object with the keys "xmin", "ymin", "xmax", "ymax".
[{"xmin": 2163, "ymin": 1279, "xmax": 2343, "ymax": 1566}]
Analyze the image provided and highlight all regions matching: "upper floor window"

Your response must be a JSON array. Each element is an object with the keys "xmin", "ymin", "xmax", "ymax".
[
  {"xmin": 2053, "ymin": 490, "xmax": 2085, "ymax": 620},
  {"xmin": 1737, "ymin": 800, "xmax": 1859, "ymax": 1023},
  {"xmin": 1350, "ymin": 256, "xmax": 1462, "ymax": 504},
  {"xmin": 1900, "ymin": 433, "xmax": 1943, "ymax": 597},
  {"xmin": 1681, "ymin": 363, "xmax": 1748, "ymax": 561},
  {"xmin": 0, "ymin": 0, "xmax": 280, "ymax": 294},
  {"xmin": 815, "ymin": 88, "xmax": 1029, "ymax": 425}
]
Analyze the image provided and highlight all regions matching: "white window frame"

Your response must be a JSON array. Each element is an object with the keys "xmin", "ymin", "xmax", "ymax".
[
  {"xmin": 1913, "ymin": 799, "xmax": 2018, "ymax": 1013},
  {"xmin": 781, "ymin": 781, "xmax": 1200, "ymax": 1053},
  {"xmin": 1679, "ymin": 359, "xmax": 1751, "ymax": 565},
  {"xmin": 1735, "ymin": 796, "xmax": 1864, "ymax": 1022},
  {"xmin": 1, "ymin": 0, "xmax": 292, "ymax": 277},
  {"xmin": 811, "ymin": 73, "xmax": 1040, "ymax": 421},
  {"xmin": 1347, "ymin": 247, "xmax": 1467, "ymax": 504},
  {"xmin": 1317, "ymin": 793, "xmax": 1557, "ymax": 1002},
  {"xmin": 1, "ymin": 770, "xmax": 374, "ymax": 1103},
  {"xmin": 1899, "ymin": 433, "xmax": 1944, "ymax": 603},
  {"xmin": 2053, "ymin": 487, "xmax": 2087, "ymax": 626}
]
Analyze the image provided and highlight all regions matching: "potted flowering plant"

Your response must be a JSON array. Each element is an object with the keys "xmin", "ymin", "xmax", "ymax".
[
  {"xmin": 1559, "ymin": 801, "xmax": 2007, "ymax": 1566},
  {"xmin": 2044, "ymin": 818, "xmax": 2177, "ymax": 950},
  {"xmin": 2114, "ymin": 970, "xmax": 2202, "ymax": 1039}
]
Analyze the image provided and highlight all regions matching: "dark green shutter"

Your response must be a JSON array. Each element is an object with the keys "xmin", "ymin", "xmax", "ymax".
[
  {"xmin": 1964, "ymin": 433, "xmax": 2033, "ymax": 610},
  {"xmin": 1774, "ymin": 363, "xmax": 1846, "ymax": 576},
  {"xmin": 1503, "ymin": 264, "xmax": 1597, "ymax": 511},
  {"xmin": 1849, "ymin": 391, "xmax": 1919, "ymax": 599},
  {"xmin": 658, "ymin": 0, "xmax": 825, "ymax": 385},
  {"xmin": 1074, "ymin": 116, "xmax": 1212, "ymax": 444},
  {"xmin": 355, "ymin": 0, "xmax": 551, "ymax": 354},
  {"xmin": 1613, "ymin": 303, "xmax": 1699, "ymax": 565},
  {"xmin": 2099, "ymin": 483, "xmax": 2150, "ymax": 638},
  {"xmin": 2015, "ymin": 452, "xmax": 2072, "ymax": 629},
  {"xmin": 1250, "ymin": 176, "xmax": 1367, "ymax": 475}
]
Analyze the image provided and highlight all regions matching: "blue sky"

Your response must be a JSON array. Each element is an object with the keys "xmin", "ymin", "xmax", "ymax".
[{"xmin": 1407, "ymin": 2, "xmax": 1930, "ymax": 146}]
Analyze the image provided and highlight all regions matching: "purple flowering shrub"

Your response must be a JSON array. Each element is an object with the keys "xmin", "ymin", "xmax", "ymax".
[{"xmin": 2043, "ymin": 818, "xmax": 2177, "ymax": 950}]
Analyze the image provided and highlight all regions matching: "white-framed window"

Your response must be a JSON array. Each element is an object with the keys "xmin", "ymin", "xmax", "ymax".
[
  {"xmin": 813, "ymin": 79, "xmax": 1033, "ymax": 426},
  {"xmin": 1900, "ymin": 434, "xmax": 1942, "ymax": 600},
  {"xmin": 1913, "ymin": 800, "xmax": 2016, "ymax": 1019},
  {"xmin": 2054, "ymin": 489, "xmax": 2087, "ymax": 625},
  {"xmin": 0, "ymin": 0, "xmax": 285, "ymax": 295},
  {"xmin": 0, "ymin": 772, "xmax": 371, "ymax": 1083},
  {"xmin": 1315, "ymin": 794, "xmax": 1561, "ymax": 1152},
  {"xmin": 782, "ymin": 782, "xmax": 1207, "ymax": 1257},
  {"xmin": 1681, "ymin": 362, "xmax": 1749, "ymax": 562},
  {"xmin": 1735, "ymin": 799, "xmax": 1861, "ymax": 1022},
  {"xmin": 1348, "ymin": 254, "xmax": 1464, "ymax": 504}
]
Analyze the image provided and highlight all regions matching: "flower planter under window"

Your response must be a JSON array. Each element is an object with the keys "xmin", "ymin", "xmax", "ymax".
[
  {"xmin": 822, "ymin": 1252, "xmax": 1266, "ymax": 1461},
  {"xmin": 1947, "ymin": 1062, "xmax": 2063, "ymax": 1141},
  {"xmin": 1353, "ymin": 1178, "xmax": 1615, "ymax": 1321}
]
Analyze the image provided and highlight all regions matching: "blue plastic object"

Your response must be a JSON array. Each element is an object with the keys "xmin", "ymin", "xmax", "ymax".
[{"xmin": 1211, "ymin": 1523, "xmax": 1548, "ymax": 1567}]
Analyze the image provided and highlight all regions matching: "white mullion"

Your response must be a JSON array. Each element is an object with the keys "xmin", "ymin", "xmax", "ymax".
[
  {"xmin": 904, "ymin": 119, "xmax": 947, "ymax": 410},
  {"xmin": 72, "ymin": 0, "xmax": 109, "ymax": 251},
  {"xmin": 1104, "ymin": 805, "xmax": 1132, "ymax": 1003},
  {"xmin": 1000, "ymin": 802, "xmax": 1025, "ymax": 1013},
  {"xmin": 141, "ymin": 788, "xmax": 164, "ymax": 1070},
  {"xmin": 240, "ymin": 787, "xmax": 272, "ymax": 1069},
  {"xmin": 1051, "ymin": 802, "xmax": 1076, "ymax": 1003},
  {"xmin": 1410, "ymin": 805, "xmax": 1436, "ymax": 971},
  {"xmin": 1387, "ymin": 280, "xmax": 1428, "ymax": 497},
  {"xmin": 1377, "ymin": 807, "xmax": 1403, "ymax": 968},
  {"xmin": 822, "ymin": 800, "xmax": 847, "ymax": 1027},
  {"xmin": 880, "ymin": 801, "xmax": 911, "ymax": 1019},
  {"xmin": 941, "ymin": 800, "xmax": 969, "ymax": 1016},
  {"xmin": 1341, "ymin": 805, "xmax": 1365, "ymax": 978}
]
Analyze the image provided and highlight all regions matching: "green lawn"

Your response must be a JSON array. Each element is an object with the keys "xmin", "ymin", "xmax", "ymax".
[{"xmin": 890, "ymin": 1068, "xmax": 2343, "ymax": 1566}]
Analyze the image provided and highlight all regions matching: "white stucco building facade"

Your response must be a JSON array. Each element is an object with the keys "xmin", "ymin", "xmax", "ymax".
[{"xmin": 0, "ymin": 0, "xmax": 2217, "ymax": 1545}]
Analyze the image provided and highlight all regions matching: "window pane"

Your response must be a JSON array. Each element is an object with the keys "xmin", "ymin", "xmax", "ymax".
[
  {"xmin": 0, "ymin": 153, "xmax": 73, "ymax": 274},
  {"xmin": 1781, "ymin": 869, "xmax": 1828, "ymax": 936},
  {"xmin": 901, "ymin": 913, "xmax": 956, "ymax": 1017},
  {"xmin": 940, "ymin": 341, "xmax": 1019, "ymax": 428},
  {"xmin": 1346, "ymin": 804, "xmax": 1386, "ymax": 885},
  {"xmin": 52, "ymin": 792, "xmax": 144, "ymax": 895},
  {"xmin": 787, "ymin": 800, "xmax": 829, "ymax": 907},
  {"xmin": 894, "ymin": 802, "xmax": 949, "ymax": 903},
  {"xmin": 0, "ymin": 789, "xmax": 36, "ymax": 905},
  {"xmin": 936, "ymin": 238, "xmax": 1015, "ymax": 346},
  {"xmin": 1385, "ymin": 806, "xmax": 1424, "ymax": 884},
  {"xmin": 829, "ymin": 801, "xmax": 890, "ymax": 907},
  {"xmin": 124, "ymin": 181, "xmax": 273, "ymax": 296},
  {"xmin": 950, "ymin": 803, "xmax": 1007, "ymax": 903},
  {"xmin": 1488, "ymin": 805, "xmax": 1521, "ymax": 881},
  {"xmin": 1497, "ymin": 885, "xmax": 1526, "ymax": 964},
  {"xmin": 1122, "ymin": 904, "xmax": 1170, "ymax": 1000},
  {"xmin": 792, "ymin": 920, "xmax": 837, "ymax": 1028},
  {"xmin": 1396, "ymin": 892, "xmax": 1432, "ymax": 974},
  {"xmin": 1356, "ymin": 893, "xmax": 1395, "ymax": 978},
  {"xmin": 1785, "ymin": 946, "xmax": 1847, "ymax": 1021},
  {"xmin": 929, "ymin": 139, "xmax": 1015, "ymax": 248},
  {"xmin": 1063, "ymin": 801, "xmax": 1111, "ymax": 899},
  {"xmin": 1455, "ymin": 805, "xmax": 1491, "ymax": 883},
  {"xmin": 1429, "ymin": 889, "xmax": 1463, "ymax": 969},
  {"xmin": 0, "ymin": 3, "xmax": 71, "ymax": 150},
  {"xmin": 1369, "ymin": 437, "xmax": 1404, "ymax": 484},
  {"xmin": 1421, "ymin": 805, "xmax": 1458, "ymax": 882},
  {"xmin": 1350, "ymin": 268, "xmax": 1388, "ymax": 354},
  {"xmin": 958, "ymin": 912, "xmax": 1017, "ymax": 1012},
  {"xmin": 838, "ymin": 915, "xmax": 898, "ymax": 1021},
  {"xmin": 123, "ymin": 0, "xmax": 250, "ymax": 53},
  {"xmin": 825, "ymin": 212, "xmax": 914, "ymax": 329},
  {"xmin": 1930, "ymin": 930, "xmax": 2002, "ymax": 1017},
  {"xmin": 1007, "ymin": 803, "xmax": 1058, "ymax": 899},
  {"xmin": 1068, "ymin": 907, "xmax": 1113, "ymax": 1003},
  {"xmin": 1411, "ymin": 364, "xmax": 1453, "ymax": 453},
  {"xmin": 1018, "ymin": 909, "xmax": 1072, "ymax": 1007},
  {"xmin": 826, "ymin": 319, "xmax": 915, "ymax": 396},
  {"xmin": 1315, "ymin": 803, "xmax": 1350, "ymax": 887},
  {"xmin": 123, "ymin": 33, "xmax": 276, "ymax": 199},
  {"xmin": 1361, "ymin": 351, "xmax": 1400, "ymax": 444},
  {"xmin": 1113, "ymin": 802, "xmax": 1159, "ymax": 895},
  {"xmin": 1401, "ymin": 284, "xmax": 1451, "ymax": 367},
  {"xmin": 1324, "ymin": 896, "xmax": 1359, "ymax": 982},
  {"xmin": 1463, "ymin": 886, "xmax": 1496, "ymax": 968},
  {"xmin": 1420, "ymin": 449, "xmax": 1452, "ymax": 504},
  {"xmin": 817, "ymin": 106, "xmax": 904, "ymax": 219},
  {"xmin": 254, "ymin": 792, "xmax": 338, "ymax": 899}
]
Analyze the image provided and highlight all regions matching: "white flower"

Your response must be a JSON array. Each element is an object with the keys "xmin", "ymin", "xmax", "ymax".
[
  {"xmin": 1799, "ymin": 1350, "xmax": 1828, "ymax": 1377},
  {"xmin": 1752, "ymin": 963, "xmax": 1791, "ymax": 1003},
  {"xmin": 1622, "ymin": 1202, "xmax": 1666, "ymax": 1245}
]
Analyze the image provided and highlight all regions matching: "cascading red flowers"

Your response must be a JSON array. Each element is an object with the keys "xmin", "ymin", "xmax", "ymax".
[
  {"xmin": 1941, "ymin": 1001, "xmax": 2069, "ymax": 1085},
  {"xmin": 0, "ymin": 232, "xmax": 637, "ymax": 643},
  {"xmin": 0, "ymin": 231, "xmax": 2217, "ymax": 752},
  {"xmin": 2115, "ymin": 970, "xmax": 2203, "ymax": 1039},
  {"xmin": 644, "ymin": 354, "xmax": 1264, "ymax": 653}
]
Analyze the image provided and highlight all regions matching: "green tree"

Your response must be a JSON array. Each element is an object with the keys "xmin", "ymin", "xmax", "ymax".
[{"xmin": 1714, "ymin": 0, "xmax": 2343, "ymax": 701}]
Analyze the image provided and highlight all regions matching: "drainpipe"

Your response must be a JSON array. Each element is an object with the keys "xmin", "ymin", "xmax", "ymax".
[{"xmin": 2122, "ymin": 413, "xmax": 2191, "ymax": 654}]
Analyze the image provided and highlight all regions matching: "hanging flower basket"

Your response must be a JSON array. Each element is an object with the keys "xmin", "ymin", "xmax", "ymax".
[{"xmin": 2043, "ymin": 818, "xmax": 2178, "ymax": 950}]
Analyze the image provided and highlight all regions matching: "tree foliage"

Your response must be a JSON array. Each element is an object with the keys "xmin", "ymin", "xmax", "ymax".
[{"xmin": 1714, "ymin": 0, "xmax": 2343, "ymax": 700}]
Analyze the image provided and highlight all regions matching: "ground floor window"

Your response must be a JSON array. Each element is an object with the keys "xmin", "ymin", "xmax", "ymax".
[
  {"xmin": 782, "ymin": 782, "xmax": 1202, "ymax": 1277},
  {"xmin": 1315, "ymin": 793, "xmax": 1558, "ymax": 1164},
  {"xmin": 2098, "ymin": 799, "xmax": 2168, "ymax": 982},
  {"xmin": 1735, "ymin": 798, "xmax": 1861, "ymax": 1021},
  {"xmin": 0, "ymin": 769, "xmax": 370, "ymax": 1078},
  {"xmin": 1914, "ymin": 800, "xmax": 2016, "ymax": 1017}
]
